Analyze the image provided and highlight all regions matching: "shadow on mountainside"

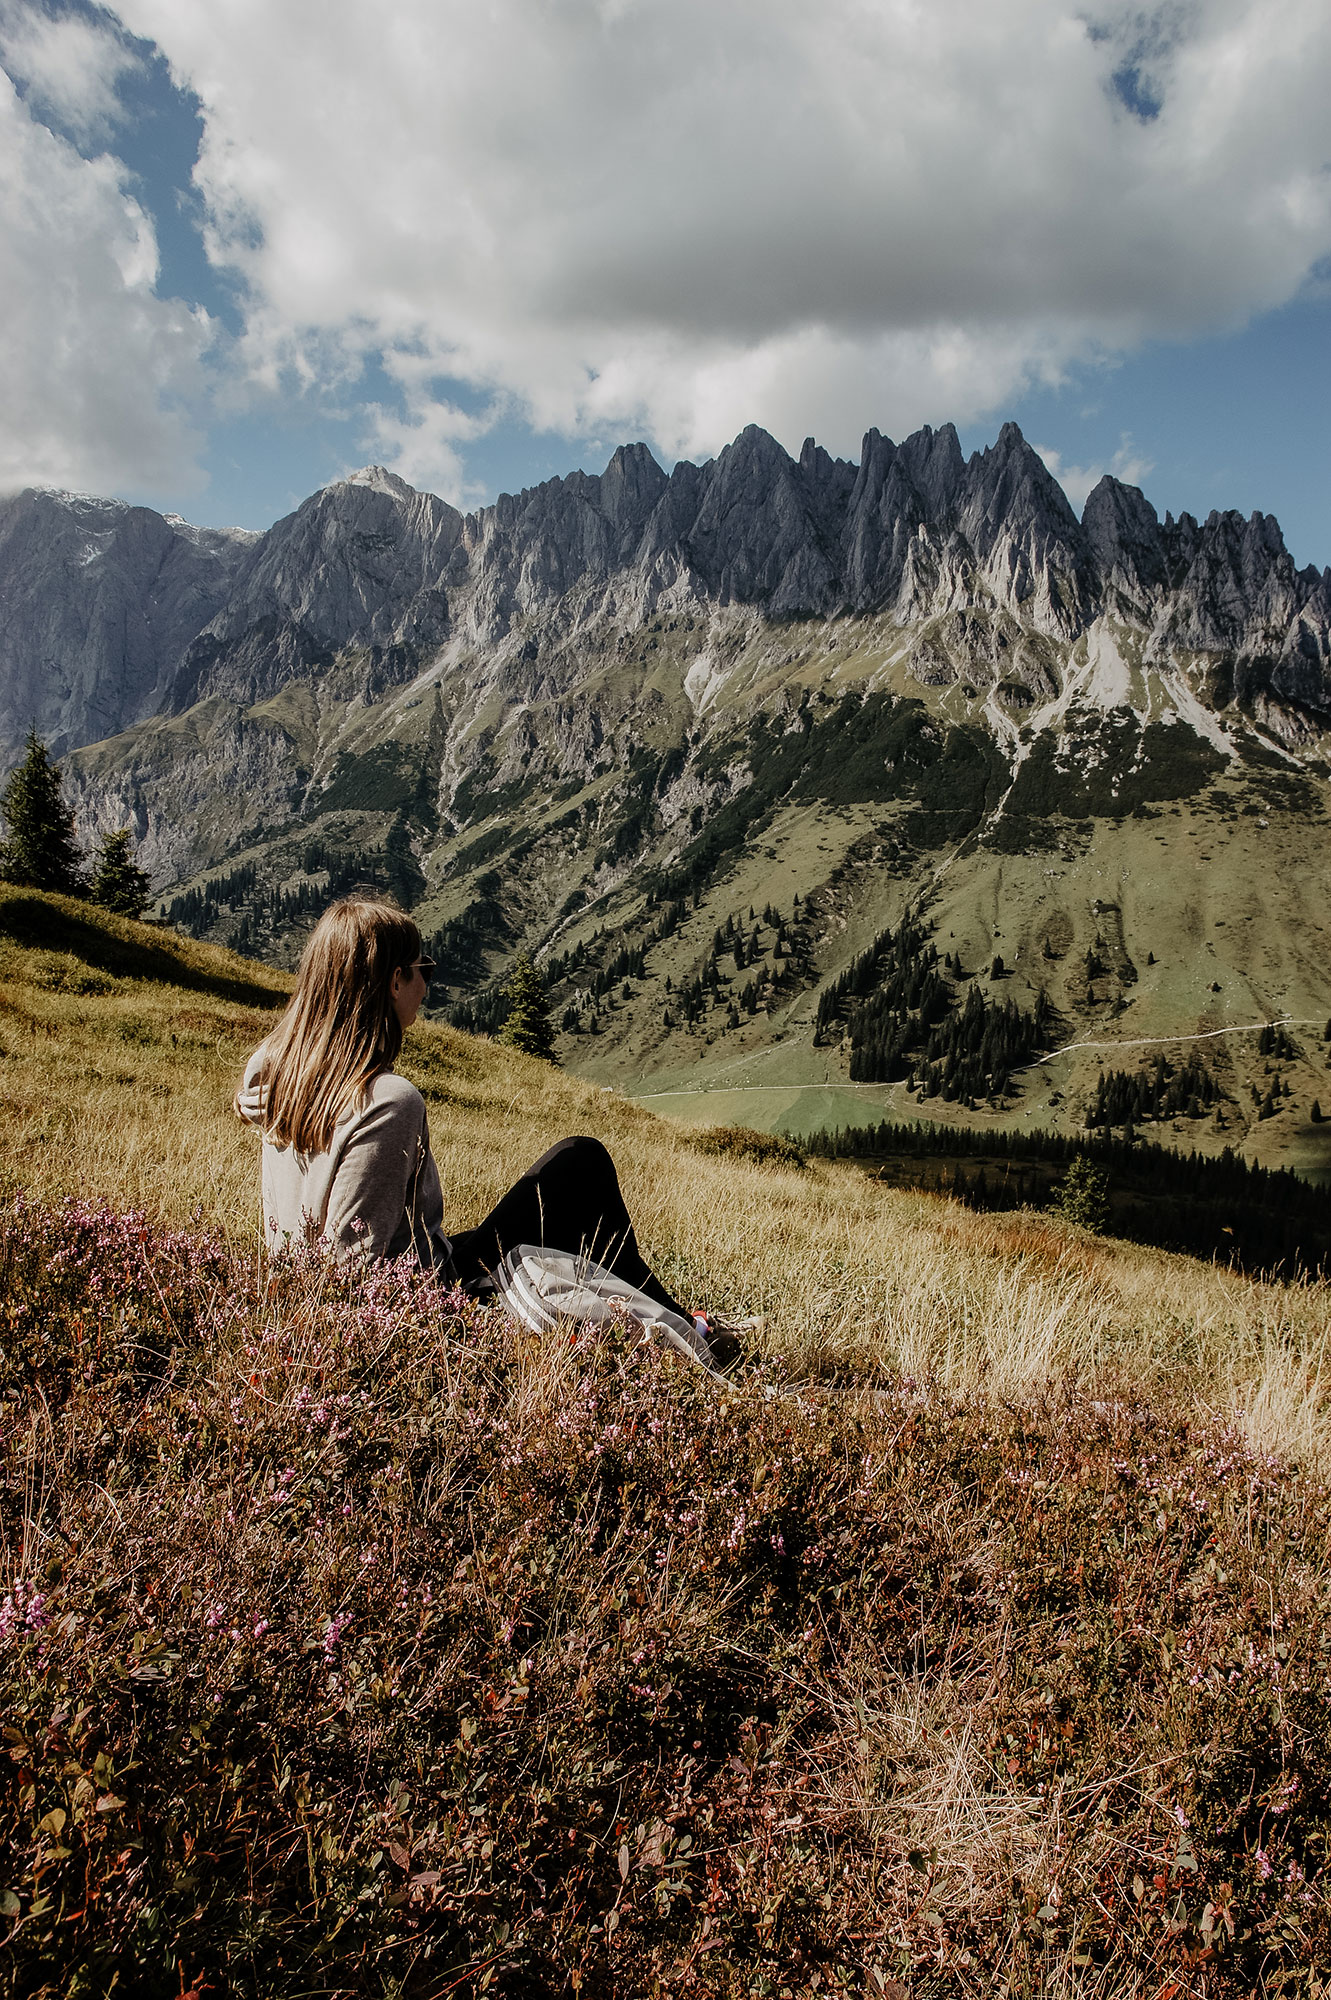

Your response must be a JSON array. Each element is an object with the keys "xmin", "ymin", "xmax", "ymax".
[{"xmin": 0, "ymin": 890, "xmax": 287, "ymax": 1010}]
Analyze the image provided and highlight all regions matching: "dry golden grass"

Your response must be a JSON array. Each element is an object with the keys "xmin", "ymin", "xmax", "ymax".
[{"xmin": 2, "ymin": 886, "xmax": 1330, "ymax": 1474}]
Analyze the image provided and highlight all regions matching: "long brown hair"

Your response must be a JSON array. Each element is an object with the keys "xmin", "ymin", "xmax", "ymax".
[{"xmin": 241, "ymin": 899, "xmax": 422, "ymax": 1154}]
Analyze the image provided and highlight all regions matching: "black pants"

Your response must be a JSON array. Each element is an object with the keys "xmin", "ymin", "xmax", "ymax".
[{"xmin": 446, "ymin": 1135, "xmax": 691, "ymax": 1321}]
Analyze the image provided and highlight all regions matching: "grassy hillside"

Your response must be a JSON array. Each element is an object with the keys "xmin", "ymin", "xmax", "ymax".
[
  {"xmin": 79, "ymin": 605, "xmax": 1331, "ymax": 1175},
  {"xmin": 4, "ymin": 894, "xmax": 1331, "ymax": 1995},
  {"xmin": 0, "ymin": 888, "xmax": 1326, "ymax": 1423}
]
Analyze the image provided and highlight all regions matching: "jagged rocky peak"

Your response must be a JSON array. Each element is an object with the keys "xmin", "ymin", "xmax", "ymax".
[
  {"xmin": 943, "ymin": 423, "xmax": 1093, "ymax": 636},
  {"xmin": 598, "ymin": 441, "xmax": 670, "ymax": 525},
  {"xmin": 339, "ymin": 463, "xmax": 419, "ymax": 498},
  {"xmin": 456, "ymin": 443, "xmax": 676, "ymax": 639},
  {"xmin": 835, "ymin": 419, "xmax": 1097, "ymax": 635},
  {"xmin": 443, "ymin": 416, "xmax": 1147, "ymax": 638},
  {"xmin": 1155, "ymin": 506, "xmax": 1314, "ymax": 658},
  {"xmin": 894, "ymin": 421, "xmax": 966, "ymax": 520},
  {"xmin": 165, "ymin": 468, "xmax": 465, "ymax": 712},
  {"xmin": 8, "ymin": 416, "xmax": 1331, "ymax": 786},
  {"xmin": 1074, "ymin": 478, "xmax": 1331, "ymax": 718},
  {"xmin": 1081, "ymin": 474, "xmax": 1167, "ymax": 611},
  {"xmin": 964, "ymin": 422, "xmax": 1081, "ymax": 536},
  {"xmin": 0, "ymin": 486, "xmax": 253, "ymax": 767},
  {"xmin": 677, "ymin": 426, "xmax": 842, "ymax": 614}
]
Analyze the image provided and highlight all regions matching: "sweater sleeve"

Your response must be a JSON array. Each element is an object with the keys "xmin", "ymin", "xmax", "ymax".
[{"xmin": 322, "ymin": 1084, "xmax": 429, "ymax": 1260}]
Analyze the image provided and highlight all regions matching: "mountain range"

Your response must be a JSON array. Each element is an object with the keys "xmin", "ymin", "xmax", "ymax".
[{"xmin": 3, "ymin": 420, "xmax": 1329, "ymax": 1173}]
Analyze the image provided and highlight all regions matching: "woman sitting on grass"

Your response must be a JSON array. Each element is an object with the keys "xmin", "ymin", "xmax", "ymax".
[{"xmin": 235, "ymin": 898, "xmax": 738, "ymax": 1361}]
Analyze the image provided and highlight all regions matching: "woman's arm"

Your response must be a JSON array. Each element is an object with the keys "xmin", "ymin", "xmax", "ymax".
[{"xmin": 323, "ymin": 1082, "xmax": 430, "ymax": 1259}]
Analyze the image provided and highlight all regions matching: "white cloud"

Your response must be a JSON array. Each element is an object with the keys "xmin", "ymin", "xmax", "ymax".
[
  {"xmin": 0, "ymin": 1, "xmax": 139, "ymax": 146},
  {"xmin": 0, "ymin": 64, "xmax": 209, "ymax": 496},
  {"xmin": 1035, "ymin": 437, "xmax": 1157, "ymax": 514},
  {"xmin": 361, "ymin": 353, "xmax": 504, "ymax": 501},
  {"xmin": 58, "ymin": 0, "xmax": 1331, "ymax": 485}
]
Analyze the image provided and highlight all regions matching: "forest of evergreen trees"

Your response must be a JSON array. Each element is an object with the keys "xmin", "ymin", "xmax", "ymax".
[
  {"xmin": 1085, "ymin": 1055, "xmax": 1222, "ymax": 1128},
  {"xmin": 422, "ymin": 873, "xmax": 508, "ymax": 1002},
  {"xmin": 805, "ymin": 1117, "xmax": 1331, "ymax": 1280},
  {"xmin": 447, "ymin": 899, "xmax": 811, "ymax": 1042},
  {"xmin": 160, "ymin": 828, "xmax": 421, "ymax": 953},
  {"xmin": 814, "ymin": 913, "xmax": 1051, "ymax": 1098}
]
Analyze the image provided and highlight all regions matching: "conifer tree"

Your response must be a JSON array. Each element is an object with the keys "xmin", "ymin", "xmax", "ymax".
[
  {"xmin": 0, "ymin": 731, "xmax": 84, "ymax": 894},
  {"xmin": 498, "ymin": 953, "xmax": 559, "ymax": 1063},
  {"xmin": 90, "ymin": 827, "xmax": 151, "ymax": 918},
  {"xmin": 1049, "ymin": 1156, "xmax": 1111, "ymax": 1233}
]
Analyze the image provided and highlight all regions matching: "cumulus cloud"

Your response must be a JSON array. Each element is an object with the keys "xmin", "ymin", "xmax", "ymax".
[
  {"xmin": 0, "ymin": 0, "xmax": 139, "ymax": 146},
  {"xmin": 48, "ymin": 0, "xmax": 1331, "ymax": 491},
  {"xmin": 0, "ymin": 33, "xmax": 209, "ymax": 498},
  {"xmin": 107, "ymin": 0, "xmax": 1331, "ymax": 478},
  {"xmin": 361, "ymin": 351, "xmax": 504, "ymax": 502},
  {"xmin": 1035, "ymin": 437, "xmax": 1157, "ymax": 514}
]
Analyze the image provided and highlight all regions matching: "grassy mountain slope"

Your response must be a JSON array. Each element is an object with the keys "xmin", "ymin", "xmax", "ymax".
[
  {"xmin": 0, "ymin": 887, "xmax": 1323, "ymax": 1422},
  {"xmin": 73, "ymin": 600, "xmax": 1331, "ymax": 1176},
  {"xmin": 4, "ymin": 894, "xmax": 1331, "ymax": 1994}
]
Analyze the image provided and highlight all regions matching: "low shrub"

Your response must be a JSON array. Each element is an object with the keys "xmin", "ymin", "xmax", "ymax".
[{"xmin": 689, "ymin": 1125, "xmax": 807, "ymax": 1171}]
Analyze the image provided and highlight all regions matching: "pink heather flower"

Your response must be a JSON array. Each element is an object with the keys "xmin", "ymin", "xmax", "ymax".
[
  {"xmin": 253, "ymin": 1619, "xmax": 270, "ymax": 1639},
  {"xmin": 0, "ymin": 1582, "xmax": 50, "ymax": 1640},
  {"xmin": 323, "ymin": 1613, "xmax": 352, "ymax": 1657},
  {"xmin": 1174, "ymin": 1805, "xmax": 1190, "ymax": 1830},
  {"xmin": 1256, "ymin": 1848, "xmax": 1273, "ymax": 1880}
]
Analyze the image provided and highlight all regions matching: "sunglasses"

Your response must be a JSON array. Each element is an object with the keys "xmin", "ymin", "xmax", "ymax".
[{"xmin": 410, "ymin": 958, "xmax": 437, "ymax": 985}]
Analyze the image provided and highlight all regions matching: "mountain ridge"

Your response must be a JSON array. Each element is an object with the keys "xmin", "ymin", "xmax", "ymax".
[
  {"xmin": 3, "ymin": 420, "xmax": 1330, "ymax": 1171},
  {"xmin": 4, "ymin": 418, "xmax": 1328, "ymax": 777}
]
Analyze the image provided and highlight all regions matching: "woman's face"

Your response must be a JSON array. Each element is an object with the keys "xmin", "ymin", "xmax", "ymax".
[{"xmin": 389, "ymin": 956, "xmax": 433, "ymax": 1031}]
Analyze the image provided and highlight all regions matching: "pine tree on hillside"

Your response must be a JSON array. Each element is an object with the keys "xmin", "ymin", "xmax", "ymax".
[
  {"xmin": 0, "ymin": 731, "xmax": 84, "ymax": 894},
  {"xmin": 498, "ymin": 954, "xmax": 559, "ymax": 1063},
  {"xmin": 1048, "ymin": 1156, "xmax": 1111, "ymax": 1233},
  {"xmin": 89, "ymin": 828, "xmax": 151, "ymax": 918}
]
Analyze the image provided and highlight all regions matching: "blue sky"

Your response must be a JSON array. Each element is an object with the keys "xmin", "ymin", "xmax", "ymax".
[{"xmin": 2, "ymin": 0, "xmax": 1329, "ymax": 567}]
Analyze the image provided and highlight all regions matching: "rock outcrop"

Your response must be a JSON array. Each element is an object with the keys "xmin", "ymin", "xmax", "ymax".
[
  {"xmin": 0, "ymin": 488, "xmax": 253, "ymax": 765},
  {"xmin": 5, "ymin": 421, "xmax": 1329, "ymax": 789},
  {"xmin": 166, "ymin": 467, "xmax": 464, "ymax": 713}
]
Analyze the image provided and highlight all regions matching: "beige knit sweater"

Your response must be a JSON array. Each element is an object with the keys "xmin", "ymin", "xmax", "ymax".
[{"xmin": 238, "ymin": 1050, "xmax": 452, "ymax": 1270}]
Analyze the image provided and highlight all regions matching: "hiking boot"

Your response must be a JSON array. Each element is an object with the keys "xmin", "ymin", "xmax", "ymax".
[{"xmin": 693, "ymin": 1311, "xmax": 762, "ymax": 1374}]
